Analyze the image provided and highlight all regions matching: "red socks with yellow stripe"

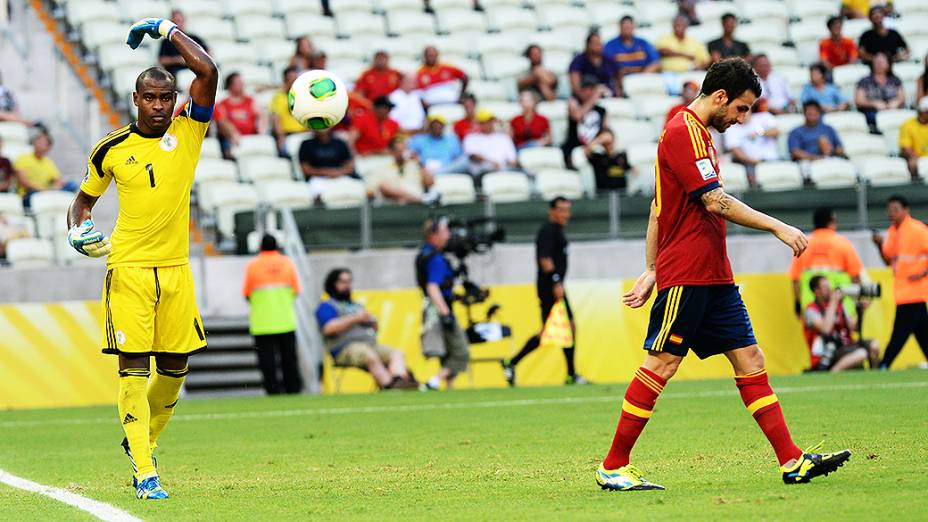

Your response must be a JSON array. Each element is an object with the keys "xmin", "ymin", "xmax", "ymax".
[
  {"xmin": 603, "ymin": 367, "xmax": 666, "ymax": 469},
  {"xmin": 735, "ymin": 369, "xmax": 802, "ymax": 466}
]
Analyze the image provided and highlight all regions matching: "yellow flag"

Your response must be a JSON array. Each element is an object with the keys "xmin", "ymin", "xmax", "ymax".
[{"xmin": 540, "ymin": 300, "xmax": 574, "ymax": 348}]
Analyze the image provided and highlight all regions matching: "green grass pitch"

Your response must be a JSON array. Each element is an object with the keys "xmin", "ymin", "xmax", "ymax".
[{"xmin": 1, "ymin": 370, "xmax": 926, "ymax": 521}]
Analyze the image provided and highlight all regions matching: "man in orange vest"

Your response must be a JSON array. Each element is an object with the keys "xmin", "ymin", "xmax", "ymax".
[
  {"xmin": 242, "ymin": 234, "xmax": 303, "ymax": 394},
  {"xmin": 872, "ymin": 195, "xmax": 928, "ymax": 369}
]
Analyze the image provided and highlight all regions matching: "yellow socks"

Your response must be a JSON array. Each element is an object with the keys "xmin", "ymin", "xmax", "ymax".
[
  {"xmin": 118, "ymin": 368, "xmax": 155, "ymax": 479},
  {"xmin": 148, "ymin": 366, "xmax": 188, "ymax": 448}
]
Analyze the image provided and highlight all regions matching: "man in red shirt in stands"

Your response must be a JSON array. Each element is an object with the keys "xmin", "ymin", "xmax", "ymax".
[
  {"xmin": 453, "ymin": 92, "xmax": 477, "ymax": 141},
  {"xmin": 215, "ymin": 72, "xmax": 267, "ymax": 159},
  {"xmin": 355, "ymin": 50, "xmax": 403, "ymax": 103},
  {"xmin": 350, "ymin": 96, "xmax": 399, "ymax": 156},
  {"xmin": 664, "ymin": 80, "xmax": 700, "ymax": 126},
  {"xmin": 819, "ymin": 16, "xmax": 858, "ymax": 68},
  {"xmin": 416, "ymin": 46, "xmax": 468, "ymax": 106}
]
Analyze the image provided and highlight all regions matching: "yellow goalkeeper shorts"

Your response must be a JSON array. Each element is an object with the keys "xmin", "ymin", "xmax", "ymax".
[{"xmin": 101, "ymin": 264, "xmax": 207, "ymax": 357}]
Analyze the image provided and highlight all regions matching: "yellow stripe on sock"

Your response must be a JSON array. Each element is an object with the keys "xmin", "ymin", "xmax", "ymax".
[
  {"xmin": 635, "ymin": 370, "xmax": 664, "ymax": 394},
  {"xmin": 622, "ymin": 399, "xmax": 653, "ymax": 419},
  {"xmin": 740, "ymin": 368, "xmax": 767, "ymax": 378},
  {"xmin": 746, "ymin": 394, "xmax": 778, "ymax": 415}
]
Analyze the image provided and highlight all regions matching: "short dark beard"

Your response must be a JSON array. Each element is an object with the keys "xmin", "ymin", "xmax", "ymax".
[{"xmin": 331, "ymin": 290, "xmax": 351, "ymax": 302}]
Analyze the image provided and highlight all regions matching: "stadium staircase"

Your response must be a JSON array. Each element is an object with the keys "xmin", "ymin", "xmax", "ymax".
[{"xmin": 185, "ymin": 316, "xmax": 264, "ymax": 398}]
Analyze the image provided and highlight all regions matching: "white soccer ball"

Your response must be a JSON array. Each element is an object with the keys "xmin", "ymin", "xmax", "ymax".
[{"xmin": 288, "ymin": 69, "xmax": 349, "ymax": 130}]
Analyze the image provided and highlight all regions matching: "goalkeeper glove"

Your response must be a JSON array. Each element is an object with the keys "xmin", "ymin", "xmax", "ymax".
[
  {"xmin": 68, "ymin": 219, "xmax": 112, "ymax": 258},
  {"xmin": 126, "ymin": 18, "xmax": 177, "ymax": 50}
]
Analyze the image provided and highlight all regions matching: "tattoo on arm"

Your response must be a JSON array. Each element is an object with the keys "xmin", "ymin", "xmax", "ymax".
[{"xmin": 701, "ymin": 187, "xmax": 734, "ymax": 216}]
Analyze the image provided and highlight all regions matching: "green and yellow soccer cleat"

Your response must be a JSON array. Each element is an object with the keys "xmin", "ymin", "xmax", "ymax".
[
  {"xmin": 596, "ymin": 464, "xmax": 665, "ymax": 491},
  {"xmin": 781, "ymin": 442, "xmax": 851, "ymax": 484}
]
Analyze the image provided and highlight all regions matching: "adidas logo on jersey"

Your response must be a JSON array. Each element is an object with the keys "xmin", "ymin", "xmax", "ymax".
[
  {"xmin": 122, "ymin": 413, "xmax": 138, "ymax": 425},
  {"xmin": 125, "ymin": 156, "xmax": 138, "ymax": 165}
]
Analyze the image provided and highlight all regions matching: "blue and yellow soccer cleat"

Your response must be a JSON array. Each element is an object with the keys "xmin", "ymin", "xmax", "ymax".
[
  {"xmin": 122, "ymin": 437, "xmax": 158, "ymax": 489},
  {"xmin": 596, "ymin": 464, "xmax": 665, "ymax": 491},
  {"xmin": 781, "ymin": 442, "xmax": 851, "ymax": 484},
  {"xmin": 136, "ymin": 475, "xmax": 169, "ymax": 499}
]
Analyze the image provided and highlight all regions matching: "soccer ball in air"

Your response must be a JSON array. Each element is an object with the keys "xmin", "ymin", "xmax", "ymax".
[{"xmin": 288, "ymin": 70, "xmax": 349, "ymax": 130}]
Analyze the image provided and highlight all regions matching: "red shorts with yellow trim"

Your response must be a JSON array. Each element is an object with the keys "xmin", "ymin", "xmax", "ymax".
[{"xmin": 643, "ymin": 284, "xmax": 757, "ymax": 359}]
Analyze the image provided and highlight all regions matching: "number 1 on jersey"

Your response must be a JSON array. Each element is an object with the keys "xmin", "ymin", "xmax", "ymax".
[{"xmin": 146, "ymin": 163, "xmax": 155, "ymax": 187}]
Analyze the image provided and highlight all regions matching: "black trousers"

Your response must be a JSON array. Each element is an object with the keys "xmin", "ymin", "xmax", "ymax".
[
  {"xmin": 880, "ymin": 302, "xmax": 928, "ymax": 369},
  {"xmin": 254, "ymin": 331, "xmax": 303, "ymax": 394}
]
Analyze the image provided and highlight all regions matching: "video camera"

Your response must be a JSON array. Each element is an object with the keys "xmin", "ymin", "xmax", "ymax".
[
  {"xmin": 444, "ymin": 217, "xmax": 506, "ymax": 260},
  {"xmin": 838, "ymin": 283, "xmax": 881, "ymax": 299}
]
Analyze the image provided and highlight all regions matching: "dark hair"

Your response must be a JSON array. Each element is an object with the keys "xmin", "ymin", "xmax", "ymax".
[
  {"xmin": 809, "ymin": 62, "xmax": 828, "ymax": 77},
  {"xmin": 324, "ymin": 268, "xmax": 351, "ymax": 297},
  {"xmin": 135, "ymin": 66, "xmax": 176, "ymax": 92},
  {"xmin": 721, "ymin": 12, "xmax": 736, "ymax": 23},
  {"xmin": 869, "ymin": 5, "xmax": 885, "ymax": 18},
  {"xmin": 809, "ymin": 274, "xmax": 827, "ymax": 293},
  {"xmin": 260, "ymin": 233, "xmax": 277, "ymax": 252},
  {"xmin": 700, "ymin": 58, "xmax": 762, "ymax": 102},
  {"xmin": 523, "ymin": 44, "xmax": 540, "ymax": 58},
  {"xmin": 224, "ymin": 72, "xmax": 240, "ymax": 91},
  {"xmin": 803, "ymin": 100, "xmax": 823, "ymax": 113},
  {"xmin": 423, "ymin": 216, "xmax": 449, "ymax": 237},
  {"xmin": 585, "ymin": 30, "xmax": 600, "ymax": 47},
  {"xmin": 888, "ymin": 194, "xmax": 909, "ymax": 208},
  {"xmin": 460, "ymin": 92, "xmax": 477, "ymax": 104},
  {"xmin": 282, "ymin": 65, "xmax": 298, "ymax": 81},
  {"xmin": 620, "ymin": 15, "xmax": 634, "ymax": 25},
  {"xmin": 549, "ymin": 196, "xmax": 570, "ymax": 208},
  {"xmin": 826, "ymin": 16, "xmax": 842, "ymax": 30},
  {"xmin": 813, "ymin": 207, "xmax": 835, "ymax": 229},
  {"xmin": 868, "ymin": 52, "xmax": 893, "ymax": 75},
  {"xmin": 32, "ymin": 131, "xmax": 52, "ymax": 146}
]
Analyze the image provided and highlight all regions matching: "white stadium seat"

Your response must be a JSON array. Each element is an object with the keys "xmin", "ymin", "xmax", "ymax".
[
  {"xmin": 436, "ymin": 8, "xmax": 488, "ymax": 34},
  {"xmin": 481, "ymin": 101, "xmax": 521, "ymax": 122},
  {"xmin": 273, "ymin": 0, "xmax": 324, "ymax": 16},
  {"xmin": 200, "ymin": 183, "xmax": 259, "ymax": 238},
  {"xmin": 823, "ymin": 112, "xmax": 869, "ymax": 136},
  {"xmin": 186, "ymin": 17, "xmax": 237, "ymax": 44},
  {"xmin": 225, "ymin": 0, "xmax": 274, "ymax": 17},
  {"xmin": 328, "ymin": 0, "xmax": 375, "ymax": 12},
  {"xmin": 116, "ymin": 0, "xmax": 171, "ymax": 22},
  {"xmin": 536, "ymin": 100, "xmax": 568, "ymax": 122},
  {"xmin": 468, "ymin": 81, "xmax": 510, "ymax": 103},
  {"xmin": 536, "ymin": 5, "xmax": 590, "ymax": 32},
  {"xmin": 336, "ymin": 12, "xmax": 386, "ymax": 38},
  {"xmin": 481, "ymin": 171, "xmax": 532, "ymax": 203},
  {"xmin": 195, "ymin": 158, "xmax": 239, "ymax": 184},
  {"xmin": 740, "ymin": 2, "xmax": 790, "ymax": 29},
  {"xmin": 172, "ymin": 0, "xmax": 223, "ymax": 18},
  {"xmin": 764, "ymin": 47, "xmax": 801, "ymax": 69},
  {"xmin": 627, "ymin": 161, "xmax": 655, "ymax": 196},
  {"xmin": 598, "ymin": 98, "xmax": 637, "ymax": 120},
  {"xmin": 535, "ymin": 169, "xmax": 583, "ymax": 200},
  {"xmin": 482, "ymin": 55, "xmax": 528, "ymax": 82},
  {"xmin": 841, "ymin": 134, "xmax": 887, "ymax": 160},
  {"xmin": 433, "ymin": 174, "xmax": 477, "ymax": 204},
  {"xmin": 5, "ymin": 238, "xmax": 54, "ymax": 268},
  {"xmin": 622, "ymin": 73, "xmax": 666, "ymax": 99},
  {"xmin": 720, "ymin": 162, "xmax": 750, "ymax": 193},
  {"xmin": 378, "ymin": 0, "xmax": 422, "ymax": 11},
  {"xmin": 0, "ymin": 193, "xmax": 24, "ymax": 216},
  {"xmin": 0, "ymin": 122, "xmax": 30, "ymax": 145},
  {"xmin": 918, "ymin": 157, "xmax": 928, "ymax": 182},
  {"xmin": 876, "ymin": 109, "xmax": 916, "ymax": 152},
  {"xmin": 428, "ymin": 104, "xmax": 465, "ymax": 125},
  {"xmin": 235, "ymin": 15, "xmax": 287, "ymax": 42},
  {"xmin": 256, "ymin": 180, "xmax": 313, "ymax": 209},
  {"xmin": 841, "ymin": 18, "xmax": 871, "ymax": 40},
  {"xmin": 809, "ymin": 158, "xmax": 858, "ymax": 189},
  {"xmin": 355, "ymin": 155, "xmax": 395, "ymax": 180},
  {"xmin": 486, "ymin": 6, "xmax": 538, "ymax": 33},
  {"xmin": 285, "ymin": 14, "xmax": 337, "ymax": 39},
  {"xmin": 518, "ymin": 147, "xmax": 565, "ymax": 172},
  {"xmin": 238, "ymin": 157, "xmax": 294, "ymax": 183},
  {"xmin": 695, "ymin": 2, "xmax": 735, "ymax": 27},
  {"xmin": 857, "ymin": 157, "xmax": 911, "ymax": 186},
  {"xmin": 626, "ymin": 142, "xmax": 658, "ymax": 170},
  {"xmin": 80, "ymin": 21, "xmax": 127, "ymax": 51},
  {"xmin": 66, "ymin": 0, "xmax": 120, "ymax": 27},
  {"xmin": 755, "ymin": 161, "xmax": 803, "ymax": 191},
  {"xmin": 637, "ymin": 2, "xmax": 678, "ymax": 28},
  {"xmin": 789, "ymin": 0, "xmax": 836, "ymax": 22},
  {"xmin": 235, "ymin": 135, "xmax": 278, "ymax": 158},
  {"xmin": 386, "ymin": 10, "xmax": 437, "ymax": 37},
  {"xmin": 200, "ymin": 137, "xmax": 223, "ymax": 160},
  {"xmin": 319, "ymin": 178, "xmax": 368, "ymax": 209},
  {"xmin": 209, "ymin": 42, "xmax": 259, "ymax": 65},
  {"xmin": 738, "ymin": 23, "xmax": 785, "ymax": 48},
  {"xmin": 611, "ymin": 120, "xmax": 658, "ymax": 148},
  {"xmin": 29, "ymin": 191, "xmax": 73, "ymax": 240},
  {"xmin": 636, "ymin": 96, "xmax": 678, "ymax": 124}
]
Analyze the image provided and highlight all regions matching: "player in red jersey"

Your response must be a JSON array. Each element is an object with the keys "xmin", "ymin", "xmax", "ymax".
[{"xmin": 595, "ymin": 58, "xmax": 851, "ymax": 491}]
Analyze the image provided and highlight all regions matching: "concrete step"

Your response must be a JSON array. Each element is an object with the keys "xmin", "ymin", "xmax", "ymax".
[
  {"xmin": 185, "ymin": 368, "xmax": 263, "ymax": 390},
  {"xmin": 188, "ymin": 351, "xmax": 258, "ymax": 370},
  {"xmin": 203, "ymin": 333, "xmax": 254, "ymax": 351},
  {"xmin": 185, "ymin": 387, "xmax": 266, "ymax": 399}
]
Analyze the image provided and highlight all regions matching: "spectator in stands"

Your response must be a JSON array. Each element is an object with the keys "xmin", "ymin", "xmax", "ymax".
[
  {"xmin": 917, "ymin": 54, "xmax": 928, "ymax": 105},
  {"xmin": 855, "ymin": 52, "xmax": 905, "ymax": 130},
  {"xmin": 820, "ymin": 16, "xmax": 858, "ymax": 69},
  {"xmin": 14, "ymin": 132, "xmax": 71, "ymax": 206},
  {"xmin": 316, "ymin": 268, "xmax": 418, "ymax": 390},
  {"xmin": 215, "ymin": 72, "xmax": 267, "ymax": 160},
  {"xmin": 367, "ymin": 138, "xmax": 435, "ymax": 204},
  {"xmin": 453, "ymin": 92, "xmax": 478, "ymax": 140},
  {"xmin": 753, "ymin": 54, "xmax": 794, "ymax": 115},
  {"xmin": 350, "ymin": 96, "xmax": 400, "ymax": 156},
  {"xmin": 0, "ymin": 211, "xmax": 30, "ymax": 260},
  {"xmin": 388, "ymin": 73, "xmax": 426, "ymax": 135},
  {"xmin": 800, "ymin": 63, "xmax": 850, "ymax": 113},
  {"xmin": 416, "ymin": 46, "xmax": 469, "ymax": 106},
  {"xmin": 804, "ymin": 275, "xmax": 880, "ymax": 372},
  {"xmin": 665, "ymin": 80, "xmax": 700, "ymax": 125},
  {"xmin": 858, "ymin": 6, "xmax": 909, "ymax": 64},
  {"xmin": 288, "ymin": 36, "xmax": 314, "ymax": 72},
  {"xmin": 899, "ymin": 96, "xmax": 928, "ymax": 180},
  {"xmin": 0, "ymin": 136, "xmax": 18, "ymax": 192},
  {"xmin": 585, "ymin": 128, "xmax": 632, "ymax": 192},
  {"xmin": 724, "ymin": 99, "xmax": 781, "ymax": 185},
  {"xmin": 408, "ymin": 115, "xmax": 468, "ymax": 176},
  {"xmin": 842, "ymin": 0, "xmax": 884, "ymax": 19},
  {"xmin": 158, "ymin": 10, "xmax": 208, "ymax": 77},
  {"xmin": 569, "ymin": 31, "xmax": 622, "ymax": 97},
  {"xmin": 517, "ymin": 44, "xmax": 559, "ymax": 102},
  {"xmin": 510, "ymin": 91, "xmax": 551, "ymax": 150},
  {"xmin": 0, "ymin": 72, "xmax": 31, "ymax": 125},
  {"xmin": 299, "ymin": 129, "xmax": 356, "ymax": 201},
  {"xmin": 357, "ymin": 50, "xmax": 403, "ymax": 103},
  {"xmin": 462, "ymin": 109, "xmax": 517, "ymax": 179},
  {"xmin": 562, "ymin": 75, "xmax": 608, "ymax": 169},
  {"xmin": 789, "ymin": 101, "xmax": 846, "ymax": 166},
  {"xmin": 603, "ymin": 16, "xmax": 660, "ymax": 75},
  {"xmin": 708, "ymin": 13, "xmax": 751, "ymax": 63},
  {"xmin": 310, "ymin": 50, "xmax": 328, "ymax": 70},
  {"xmin": 678, "ymin": 0, "xmax": 700, "ymax": 25},
  {"xmin": 656, "ymin": 15, "xmax": 710, "ymax": 95},
  {"xmin": 270, "ymin": 66, "xmax": 307, "ymax": 156}
]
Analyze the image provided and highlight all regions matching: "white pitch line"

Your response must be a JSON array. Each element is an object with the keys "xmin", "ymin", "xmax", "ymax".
[
  {"xmin": 0, "ymin": 469, "xmax": 142, "ymax": 522},
  {"xmin": 0, "ymin": 380, "xmax": 925, "ymax": 429}
]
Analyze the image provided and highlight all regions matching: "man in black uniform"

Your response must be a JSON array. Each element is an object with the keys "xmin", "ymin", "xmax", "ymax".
[{"xmin": 502, "ymin": 197, "xmax": 588, "ymax": 386}]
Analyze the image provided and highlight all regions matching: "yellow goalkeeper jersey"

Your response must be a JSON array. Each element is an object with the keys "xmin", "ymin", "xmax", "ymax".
[{"xmin": 80, "ymin": 115, "xmax": 209, "ymax": 268}]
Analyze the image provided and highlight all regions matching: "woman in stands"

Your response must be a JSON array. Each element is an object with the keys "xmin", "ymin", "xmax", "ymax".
[
  {"xmin": 288, "ymin": 36, "xmax": 314, "ymax": 72},
  {"xmin": 855, "ymin": 52, "xmax": 905, "ymax": 131},
  {"xmin": 800, "ymin": 63, "xmax": 849, "ymax": 113},
  {"xmin": 917, "ymin": 53, "xmax": 928, "ymax": 103}
]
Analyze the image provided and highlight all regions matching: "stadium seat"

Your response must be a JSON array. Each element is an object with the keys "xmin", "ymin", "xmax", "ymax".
[
  {"xmin": 482, "ymin": 55, "xmax": 528, "ymax": 82},
  {"xmin": 378, "ymin": 0, "xmax": 423, "ymax": 11},
  {"xmin": 481, "ymin": 101, "xmax": 521, "ymax": 122},
  {"xmin": 536, "ymin": 5, "xmax": 590, "ymax": 32},
  {"xmin": 336, "ymin": 12, "xmax": 387, "ymax": 38},
  {"xmin": 622, "ymin": 73, "xmax": 666, "ymax": 99},
  {"xmin": 235, "ymin": 135, "xmax": 278, "ymax": 158},
  {"xmin": 386, "ymin": 10, "xmax": 437, "ymax": 37},
  {"xmin": 857, "ymin": 157, "xmax": 911, "ymax": 186},
  {"xmin": 518, "ymin": 147, "xmax": 565, "ymax": 172},
  {"xmin": 876, "ymin": 109, "xmax": 916, "ymax": 152},
  {"xmin": 536, "ymin": 100, "xmax": 567, "ymax": 122},
  {"xmin": 686, "ymin": 23, "xmax": 723, "ymax": 46},
  {"xmin": 171, "ymin": 0, "xmax": 223, "ymax": 18},
  {"xmin": 115, "ymin": 0, "xmax": 171, "ymax": 22},
  {"xmin": 586, "ymin": 1, "xmax": 635, "ymax": 27},
  {"xmin": 779, "ymin": 66, "xmax": 809, "ymax": 97},
  {"xmin": 720, "ymin": 162, "xmax": 750, "ymax": 193},
  {"xmin": 755, "ymin": 161, "xmax": 803, "ymax": 191},
  {"xmin": 611, "ymin": 119, "xmax": 659, "ymax": 148},
  {"xmin": 841, "ymin": 18, "xmax": 871, "ymax": 40},
  {"xmin": 809, "ymin": 158, "xmax": 858, "ymax": 189},
  {"xmin": 200, "ymin": 137, "xmax": 223, "ymax": 160},
  {"xmin": 186, "ymin": 17, "xmax": 237, "ymax": 44},
  {"xmin": 637, "ymin": 2, "xmax": 677, "ymax": 28},
  {"xmin": 285, "ymin": 14, "xmax": 337, "ymax": 40},
  {"xmin": 195, "ymin": 158, "xmax": 239, "ymax": 185},
  {"xmin": 738, "ymin": 23, "xmax": 785, "ymax": 48},
  {"xmin": 209, "ymin": 42, "xmax": 259, "ymax": 66},
  {"xmin": 435, "ymin": 8, "xmax": 488, "ymax": 34},
  {"xmin": 626, "ymin": 142, "xmax": 658, "ymax": 171},
  {"xmin": 0, "ymin": 122, "xmax": 30, "ymax": 145},
  {"xmin": 528, "ymin": 29, "xmax": 584, "ymax": 54},
  {"xmin": 272, "ymin": 0, "xmax": 324, "ymax": 16},
  {"xmin": 80, "ymin": 21, "xmax": 127, "ymax": 51},
  {"xmin": 200, "ymin": 183, "xmax": 259, "ymax": 239},
  {"xmin": 765, "ymin": 47, "xmax": 801, "ymax": 69},
  {"xmin": 329, "ymin": 0, "xmax": 375, "ymax": 11},
  {"xmin": 485, "ymin": 6, "xmax": 538, "ymax": 33},
  {"xmin": 235, "ymin": 15, "xmax": 287, "ymax": 43},
  {"xmin": 476, "ymin": 33, "xmax": 529, "ymax": 57},
  {"xmin": 788, "ymin": 0, "xmax": 836, "ymax": 22},
  {"xmin": 740, "ymin": 2, "xmax": 790, "ymax": 29},
  {"xmin": 823, "ymin": 112, "xmax": 869, "ymax": 136},
  {"xmin": 894, "ymin": 0, "xmax": 928, "ymax": 16},
  {"xmin": 627, "ymin": 161, "xmax": 655, "ymax": 196},
  {"xmin": 918, "ymin": 157, "xmax": 928, "ymax": 182},
  {"xmin": 598, "ymin": 98, "xmax": 637, "ymax": 120},
  {"xmin": 535, "ymin": 169, "xmax": 583, "ymax": 200},
  {"xmin": 428, "ymin": 104, "xmax": 466, "ymax": 124},
  {"xmin": 432, "ymin": 174, "xmax": 477, "ymax": 204},
  {"xmin": 319, "ymin": 178, "xmax": 368, "ymax": 209},
  {"xmin": 568, "ymin": 146, "xmax": 595, "ymax": 195},
  {"xmin": 468, "ymin": 81, "xmax": 510, "ymax": 103},
  {"xmin": 355, "ymin": 154, "xmax": 395, "ymax": 180},
  {"xmin": 636, "ymin": 96, "xmax": 679, "ymax": 125},
  {"xmin": 225, "ymin": 0, "xmax": 274, "ymax": 17},
  {"xmin": 481, "ymin": 171, "xmax": 532, "ymax": 203},
  {"xmin": 0, "ymin": 193, "xmax": 24, "ymax": 216},
  {"xmin": 29, "ymin": 190, "xmax": 73, "ymax": 240},
  {"xmin": 256, "ymin": 180, "xmax": 313, "ymax": 209},
  {"xmin": 97, "ymin": 42, "xmax": 150, "ymax": 72},
  {"xmin": 256, "ymin": 39, "xmax": 298, "ymax": 66},
  {"xmin": 5, "ymin": 238, "xmax": 54, "ymax": 268},
  {"xmin": 65, "ymin": 0, "xmax": 120, "ymax": 27},
  {"xmin": 842, "ymin": 134, "xmax": 887, "ymax": 160},
  {"xmin": 238, "ymin": 157, "xmax": 294, "ymax": 183}
]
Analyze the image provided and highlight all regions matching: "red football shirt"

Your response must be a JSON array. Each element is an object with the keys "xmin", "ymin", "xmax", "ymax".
[
  {"xmin": 654, "ymin": 108, "xmax": 733, "ymax": 290},
  {"xmin": 351, "ymin": 111, "xmax": 399, "ymax": 155},
  {"xmin": 453, "ymin": 118, "xmax": 476, "ymax": 140},
  {"xmin": 509, "ymin": 114, "xmax": 550, "ymax": 147},
  {"xmin": 216, "ymin": 95, "xmax": 259, "ymax": 135},
  {"xmin": 355, "ymin": 67, "xmax": 402, "ymax": 102},
  {"xmin": 819, "ymin": 37, "xmax": 857, "ymax": 68},
  {"xmin": 416, "ymin": 64, "xmax": 466, "ymax": 89}
]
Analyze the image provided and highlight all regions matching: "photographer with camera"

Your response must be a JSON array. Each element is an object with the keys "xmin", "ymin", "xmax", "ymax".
[
  {"xmin": 871, "ymin": 195, "xmax": 928, "ymax": 369},
  {"xmin": 804, "ymin": 275, "xmax": 880, "ymax": 372},
  {"xmin": 417, "ymin": 217, "xmax": 470, "ymax": 390},
  {"xmin": 502, "ymin": 197, "xmax": 588, "ymax": 386}
]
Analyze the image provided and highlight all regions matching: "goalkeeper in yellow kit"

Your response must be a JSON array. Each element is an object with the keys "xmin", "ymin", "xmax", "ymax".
[{"xmin": 66, "ymin": 16, "xmax": 217, "ymax": 500}]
